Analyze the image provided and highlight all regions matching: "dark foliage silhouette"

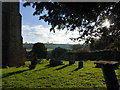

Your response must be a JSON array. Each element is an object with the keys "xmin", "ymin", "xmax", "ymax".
[{"xmin": 23, "ymin": 2, "xmax": 120, "ymax": 50}]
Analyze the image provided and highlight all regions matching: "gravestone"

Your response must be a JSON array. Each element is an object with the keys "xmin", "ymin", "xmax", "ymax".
[
  {"xmin": 2, "ymin": 2, "xmax": 26, "ymax": 67},
  {"xmin": 78, "ymin": 61, "xmax": 83, "ymax": 68}
]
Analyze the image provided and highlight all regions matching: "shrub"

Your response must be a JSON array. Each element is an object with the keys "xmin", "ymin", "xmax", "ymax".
[
  {"xmin": 31, "ymin": 42, "xmax": 47, "ymax": 59},
  {"xmin": 28, "ymin": 52, "xmax": 37, "ymax": 70},
  {"xmin": 28, "ymin": 42, "xmax": 47, "ymax": 70},
  {"xmin": 51, "ymin": 47, "xmax": 67, "ymax": 60},
  {"xmin": 76, "ymin": 50, "xmax": 120, "ymax": 61}
]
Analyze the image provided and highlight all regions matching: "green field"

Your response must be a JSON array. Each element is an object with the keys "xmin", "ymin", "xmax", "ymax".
[
  {"xmin": 26, "ymin": 49, "xmax": 32, "ymax": 52},
  {"xmin": 26, "ymin": 49, "xmax": 53, "ymax": 52},
  {"xmin": 2, "ymin": 60, "xmax": 120, "ymax": 89}
]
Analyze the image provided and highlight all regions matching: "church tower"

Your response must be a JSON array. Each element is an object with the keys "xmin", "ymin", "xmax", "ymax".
[{"xmin": 2, "ymin": 2, "xmax": 26, "ymax": 67}]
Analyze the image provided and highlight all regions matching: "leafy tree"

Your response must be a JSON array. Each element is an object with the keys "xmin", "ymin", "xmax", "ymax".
[
  {"xmin": 51, "ymin": 47, "xmax": 67, "ymax": 60},
  {"xmin": 89, "ymin": 27, "xmax": 120, "ymax": 51},
  {"xmin": 23, "ymin": 2, "xmax": 120, "ymax": 50},
  {"xmin": 29, "ymin": 42, "xmax": 47, "ymax": 69},
  {"xmin": 31, "ymin": 42, "xmax": 47, "ymax": 59}
]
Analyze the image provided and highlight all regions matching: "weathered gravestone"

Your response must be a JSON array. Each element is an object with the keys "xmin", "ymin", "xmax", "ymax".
[{"xmin": 78, "ymin": 61, "xmax": 83, "ymax": 68}]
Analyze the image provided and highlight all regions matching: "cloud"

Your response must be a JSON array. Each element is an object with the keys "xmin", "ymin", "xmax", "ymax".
[{"xmin": 22, "ymin": 25, "xmax": 83, "ymax": 44}]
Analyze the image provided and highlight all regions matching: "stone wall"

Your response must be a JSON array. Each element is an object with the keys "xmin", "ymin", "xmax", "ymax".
[{"xmin": 2, "ymin": 2, "xmax": 26, "ymax": 67}]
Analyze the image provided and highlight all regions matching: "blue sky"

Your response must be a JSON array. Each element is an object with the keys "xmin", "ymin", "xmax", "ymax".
[{"xmin": 20, "ymin": 2, "xmax": 83, "ymax": 44}]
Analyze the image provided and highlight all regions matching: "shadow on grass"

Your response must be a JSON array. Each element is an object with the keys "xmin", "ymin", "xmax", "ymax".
[
  {"xmin": 2, "ymin": 69, "xmax": 29, "ymax": 78},
  {"xmin": 34, "ymin": 65, "xmax": 51, "ymax": 72},
  {"xmin": 54, "ymin": 64, "xmax": 71, "ymax": 70},
  {"xmin": 71, "ymin": 67, "xmax": 82, "ymax": 72}
]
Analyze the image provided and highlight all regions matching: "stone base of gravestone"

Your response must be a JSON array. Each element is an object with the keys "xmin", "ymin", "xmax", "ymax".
[
  {"xmin": 78, "ymin": 61, "xmax": 83, "ymax": 68},
  {"xmin": 49, "ymin": 59, "xmax": 64, "ymax": 67},
  {"xmin": 69, "ymin": 60, "xmax": 75, "ymax": 65}
]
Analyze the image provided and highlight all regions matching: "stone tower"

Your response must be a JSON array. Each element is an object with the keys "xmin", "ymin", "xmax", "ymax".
[{"xmin": 2, "ymin": 2, "xmax": 26, "ymax": 67}]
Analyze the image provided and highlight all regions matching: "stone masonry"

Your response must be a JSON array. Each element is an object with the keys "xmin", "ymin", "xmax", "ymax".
[{"xmin": 2, "ymin": 2, "xmax": 26, "ymax": 67}]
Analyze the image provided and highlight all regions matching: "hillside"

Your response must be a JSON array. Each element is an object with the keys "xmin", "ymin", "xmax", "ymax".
[{"xmin": 23, "ymin": 43, "xmax": 75, "ymax": 50}]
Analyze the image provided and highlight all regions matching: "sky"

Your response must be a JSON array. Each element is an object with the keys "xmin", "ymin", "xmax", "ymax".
[{"xmin": 20, "ymin": 2, "xmax": 82, "ymax": 44}]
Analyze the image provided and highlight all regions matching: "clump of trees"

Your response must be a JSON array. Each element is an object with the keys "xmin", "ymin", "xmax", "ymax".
[
  {"xmin": 23, "ymin": 2, "xmax": 120, "ymax": 62},
  {"xmin": 29, "ymin": 42, "xmax": 47, "ymax": 70},
  {"xmin": 23, "ymin": 2, "xmax": 120, "ymax": 51}
]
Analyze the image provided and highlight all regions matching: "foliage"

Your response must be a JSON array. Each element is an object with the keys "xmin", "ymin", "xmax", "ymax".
[
  {"xmin": 28, "ymin": 52, "xmax": 38, "ymax": 70},
  {"xmin": 89, "ymin": 39, "xmax": 109, "ymax": 51},
  {"xmin": 3, "ymin": 60, "xmax": 120, "ymax": 89},
  {"xmin": 23, "ymin": 2, "xmax": 120, "ymax": 45},
  {"xmin": 28, "ymin": 43, "xmax": 47, "ymax": 70},
  {"xmin": 89, "ymin": 30, "xmax": 120, "ymax": 51},
  {"xmin": 71, "ymin": 44, "xmax": 84, "ymax": 50},
  {"xmin": 76, "ymin": 50, "xmax": 120, "ymax": 61},
  {"xmin": 31, "ymin": 42, "xmax": 47, "ymax": 59},
  {"xmin": 51, "ymin": 47, "xmax": 67, "ymax": 60}
]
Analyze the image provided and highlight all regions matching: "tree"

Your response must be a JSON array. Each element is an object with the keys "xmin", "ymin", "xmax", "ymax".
[
  {"xmin": 31, "ymin": 42, "xmax": 47, "ymax": 59},
  {"xmin": 23, "ymin": 2, "xmax": 120, "ymax": 50},
  {"xmin": 51, "ymin": 47, "xmax": 67, "ymax": 60},
  {"xmin": 29, "ymin": 42, "xmax": 47, "ymax": 69}
]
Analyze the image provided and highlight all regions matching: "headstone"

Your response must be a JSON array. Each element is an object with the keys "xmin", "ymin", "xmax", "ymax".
[{"xmin": 78, "ymin": 61, "xmax": 83, "ymax": 68}]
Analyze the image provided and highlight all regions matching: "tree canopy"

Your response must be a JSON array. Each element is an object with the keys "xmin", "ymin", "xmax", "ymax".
[{"xmin": 23, "ymin": 2, "xmax": 120, "ymax": 50}]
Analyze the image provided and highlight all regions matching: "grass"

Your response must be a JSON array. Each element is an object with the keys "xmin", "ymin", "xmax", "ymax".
[
  {"xmin": 47, "ymin": 49, "xmax": 53, "ymax": 51},
  {"xmin": 26, "ymin": 49, "xmax": 32, "ymax": 52},
  {"xmin": 26, "ymin": 49, "xmax": 53, "ymax": 52},
  {"xmin": 1, "ymin": 60, "xmax": 120, "ymax": 89}
]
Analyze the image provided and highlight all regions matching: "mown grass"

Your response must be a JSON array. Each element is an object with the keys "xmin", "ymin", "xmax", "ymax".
[
  {"xmin": 47, "ymin": 49, "xmax": 53, "ymax": 51},
  {"xmin": 26, "ymin": 49, "xmax": 53, "ymax": 52},
  {"xmin": 1, "ymin": 60, "xmax": 120, "ymax": 89},
  {"xmin": 26, "ymin": 49, "xmax": 32, "ymax": 52}
]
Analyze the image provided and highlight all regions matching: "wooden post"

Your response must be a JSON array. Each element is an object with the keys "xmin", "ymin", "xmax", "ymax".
[{"xmin": 94, "ymin": 61, "xmax": 119, "ymax": 90}]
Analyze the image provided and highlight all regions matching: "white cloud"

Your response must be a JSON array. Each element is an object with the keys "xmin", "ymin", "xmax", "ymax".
[
  {"xmin": 22, "ymin": 25, "xmax": 31, "ymax": 30},
  {"xmin": 22, "ymin": 25, "xmax": 83, "ymax": 44}
]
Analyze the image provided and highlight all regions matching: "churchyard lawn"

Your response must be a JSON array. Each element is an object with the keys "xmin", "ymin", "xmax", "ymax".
[{"xmin": 2, "ymin": 60, "xmax": 120, "ymax": 89}]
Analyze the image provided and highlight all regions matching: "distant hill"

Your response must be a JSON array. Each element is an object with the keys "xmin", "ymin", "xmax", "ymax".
[{"xmin": 23, "ymin": 43, "xmax": 75, "ymax": 50}]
